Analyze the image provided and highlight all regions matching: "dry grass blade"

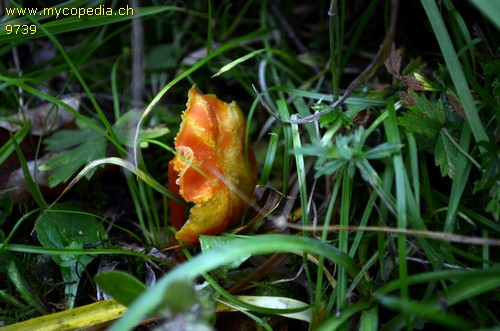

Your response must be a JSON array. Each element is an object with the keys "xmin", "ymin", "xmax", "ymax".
[{"xmin": 284, "ymin": 223, "xmax": 500, "ymax": 246}]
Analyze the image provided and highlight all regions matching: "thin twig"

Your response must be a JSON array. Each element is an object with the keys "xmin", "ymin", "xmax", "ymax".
[{"xmin": 283, "ymin": 222, "xmax": 500, "ymax": 246}]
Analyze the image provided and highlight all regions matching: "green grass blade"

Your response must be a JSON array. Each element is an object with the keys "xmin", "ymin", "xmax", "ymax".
[
  {"xmin": 316, "ymin": 301, "xmax": 373, "ymax": 331},
  {"xmin": 0, "ymin": 120, "xmax": 30, "ymax": 165},
  {"xmin": 359, "ymin": 305, "xmax": 379, "ymax": 331},
  {"xmin": 290, "ymin": 115, "xmax": 308, "ymax": 225},
  {"xmin": 0, "ymin": 209, "xmax": 39, "ymax": 253},
  {"xmin": 444, "ymin": 125, "xmax": 473, "ymax": 233},
  {"xmin": 383, "ymin": 97, "xmax": 410, "ymax": 328},
  {"xmin": 212, "ymin": 49, "xmax": 266, "ymax": 78},
  {"xmin": 470, "ymin": 0, "xmax": 500, "ymax": 29},
  {"xmin": 4, "ymin": 244, "xmax": 174, "ymax": 266},
  {"xmin": 376, "ymin": 294, "xmax": 474, "ymax": 330},
  {"xmin": 11, "ymin": 134, "xmax": 47, "ymax": 209},
  {"xmin": 276, "ymin": 98, "xmax": 292, "ymax": 196},
  {"xmin": 108, "ymin": 235, "xmax": 360, "ymax": 331},
  {"xmin": 337, "ymin": 168, "xmax": 352, "ymax": 311},
  {"xmin": 377, "ymin": 266, "xmax": 500, "ymax": 330},
  {"xmin": 132, "ymin": 28, "xmax": 270, "ymax": 166},
  {"xmin": 259, "ymin": 129, "xmax": 280, "ymax": 186},
  {"xmin": 421, "ymin": 0, "xmax": 488, "ymax": 148}
]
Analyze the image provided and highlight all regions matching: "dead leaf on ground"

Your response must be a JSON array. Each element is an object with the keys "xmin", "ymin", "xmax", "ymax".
[
  {"xmin": 446, "ymin": 91, "xmax": 467, "ymax": 118},
  {"xmin": 0, "ymin": 96, "xmax": 80, "ymax": 135},
  {"xmin": 0, "ymin": 96, "xmax": 81, "ymax": 201},
  {"xmin": 384, "ymin": 44, "xmax": 402, "ymax": 82},
  {"xmin": 401, "ymin": 75, "xmax": 426, "ymax": 91},
  {"xmin": 2, "ymin": 153, "xmax": 59, "ymax": 201}
]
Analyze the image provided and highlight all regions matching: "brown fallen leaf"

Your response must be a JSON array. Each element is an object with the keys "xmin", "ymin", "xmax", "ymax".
[
  {"xmin": 0, "ymin": 96, "xmax": 80, "ymax": 135},
  {"xmin": 446, "ymin": 91, "xmax": 467, "ymax": 118},
  {"xmin": 384, "ymin": 44, "xmax": 402, "ymax": 83},
  {"xmin": 2, "ymin": 153, "xmax": 56, "ymax": 201}
]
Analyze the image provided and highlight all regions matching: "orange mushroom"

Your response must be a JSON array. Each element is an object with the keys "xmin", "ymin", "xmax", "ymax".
[{"xmin": 168, "ymin": 85, "xmax": 257, "ymax": 244}]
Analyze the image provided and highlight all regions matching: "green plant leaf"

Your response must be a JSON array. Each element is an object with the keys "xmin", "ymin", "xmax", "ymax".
[
  {"xmin": 61, "ymin": 262, "xmax": 92, "ymax": 309},
  {"xmin": 113, "ymin": 110, "xmax": 169, "ymax": 147},
  {"xmin": 35, "ymin": 203, "xmax": 108, "ymax": 308},
  {"xmin": 399, "ymin": 91, "xmax": 445, "ymax": 137},
  {"xmin": 398, "ymin": 111, "xmax": 442, "ymax": 137},
  {"xmin": 159, "ymin": 278, "xmax": 200, "ymax": 314},
  {"xmin": 40, "ymin": 122, "xmax": 106, "ymax": 187},
  {"xmin": 434, "ymin": 130, "xmax": 458, "ymax": 178},
  {"xmin": 35, "ymin": 203, "xmax": 108, "ymax": 264},
  {"xmin": 365, "ymin": 142, "xmax": 403, "ymax": 159},
  {"xmin": 94, "ymin": 271, "xmax": 147, "ymax": 307},
  {"xmin": 200, "ymin": 236, "xmax": 251, "ymax": 271}
]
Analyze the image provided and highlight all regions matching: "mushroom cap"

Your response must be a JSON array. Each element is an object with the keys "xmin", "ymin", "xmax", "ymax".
[{"xmin": 168, "ymin": 85, "xmax": 257, "ymax": 244}]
